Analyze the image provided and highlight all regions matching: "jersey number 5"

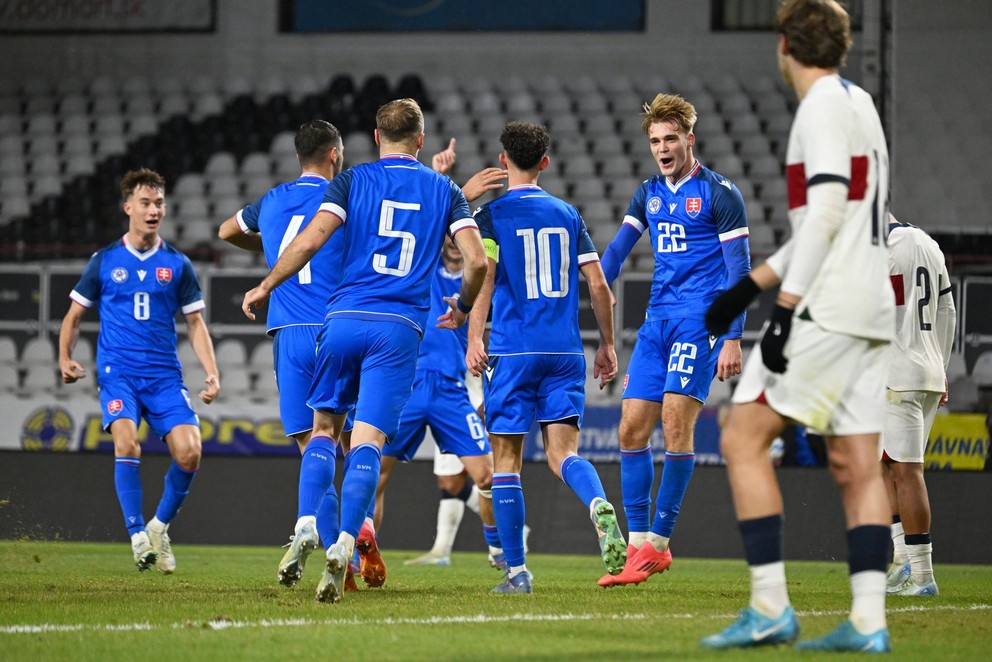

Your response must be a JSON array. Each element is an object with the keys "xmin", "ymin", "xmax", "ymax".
[
  {"xmin": 517, "ymin": 227, "xmax": 570, "ymax": 299},
  {"xmin": 373, "ymin": 200, "xmax": 419, "ymax": 277}
]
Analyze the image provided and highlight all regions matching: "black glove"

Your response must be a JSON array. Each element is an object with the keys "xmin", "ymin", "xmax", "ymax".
[
  {"xmin": 706, "ymin": 276, "xmax": 761, "ymax": 336},
  {"xmin": 760, "ymin": 304, "xmax": 794, "ymax": 373}
]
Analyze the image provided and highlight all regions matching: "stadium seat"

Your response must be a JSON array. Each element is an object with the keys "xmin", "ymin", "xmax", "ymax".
[
  {"xmin": 30, "ymin": 154, "xmax": 61, "ymax": 177},
  {"xmin": 0, "ymin": 175, "xmax": 28, "ymax": 198},
  {"xmin": 205, "ymin": 152, "xmax": 238, "ymax": 176},
  {"xmin": 1, "ymin": 195, "xmax": 30, "ymax": 221},
  {"xmin": 94, "ymin": 115, "xmax": 125, "ymax": 138},
  {"xmin": 971, "ymin": 351, "xmax": 992, "ymax": 387},
  {"xmin": 31, "ymin": 175, "xmax": 62, "ymax": 200},
  {"xmin": 243, "ymin": 174, "xmax": 274, "ymax": 201},
  {"xmin": 20, "ymin": 337, "xmax": 55, "ymax": 367},
  {"xmin": 241, "ymin": 152, "xmax": 271, "ymax": 176},
  {"xmin": 711, "ymin": 155, "xmax": 745, "ymax": 180},
  {"xmin": 64, "ymin": 155, "xmax": 96, "ymax": 178},
  {"xmin": 562, "ymin": 159, "xmax": 596, "ymax": 178},
  {"xmin": 175, "ymin": 196, "xmax": 210, "ymax": 220},
  {"xmin": 210, "ymin": 175, "xmax": 241, "ymax": 198},
  {"xmin": 0, "ymin": 336, "xmax": 19, "ymax": 365},
  {"xmin": 128, "ymin": 114, "xmax": 159, "ymax": 138},
  {"xmin": 21, "ymin": 365, "xmax": 57, "ymax": 395},
  {"xmin": 91, "ymin": 94, "xmax": 122, "ymax": 116},
  {"xmin": 215, "ymin": 338, "xmax": 249, "ymax": 368},
  {"xmin": 738, "ymin": 134, "xmax": 773, "ymax": 159},
  {"xmin": 181, "ymin": 219, "xmax": 215, "ymax": 245},
  {"xmin": 58, "ymin": 94, "xmax": 89, "ymax": 117},
  {"xmin": 173, "ymin": 173, "xmax": 206, "ymax": 198},
  {"xmin": 947, "ymin": 376, "xmax": 979, "ymax": 412},
  {"xmin": 0, "ymin": 365, "xmax": 19, "ymax": 394}
]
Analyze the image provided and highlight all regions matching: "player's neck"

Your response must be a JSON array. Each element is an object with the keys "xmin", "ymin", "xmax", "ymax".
[
  {"xmin": 442, "ymin": 255, "xmax": 463, "ymax": 273},
  {"xmin": 792, "ymin": 66, "xmax": 837, "ymax": 101},
  {"xmin": 379, "ymin": 140, "xmax": 417, "ymax": 159},
  {"xmin": 667, "ymin": 157, "xmax": 697, "ymax": 184},
  {"xmin": 127, "ymin": 229, "xmax": 158, "ymax": 252},
  {"xmin": 507, "ymin": 168, "xmax": 540, "ymax": 188}
]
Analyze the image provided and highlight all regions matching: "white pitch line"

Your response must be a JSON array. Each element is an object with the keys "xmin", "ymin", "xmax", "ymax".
[{"xmin": 2, "ymin": 603, "xmax": 988, "ymax": 635}]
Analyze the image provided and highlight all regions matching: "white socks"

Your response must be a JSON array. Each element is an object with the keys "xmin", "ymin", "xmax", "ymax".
[
  {"xmin": 749, "ymin": 561, "xmax": 790, "ymax": 619},
  {"xmin": 890, "ymin": 521, "xmax": 908, "ymax": 564},
  {"xmin": 849, "ymin": 570, "xmax": 887, "ymax": 634},
  {"xmin": 432, "ymin": 497, "xmax": 466, "ymax": 556},
  {"xmin": 907, "ymin": 542, "xmax": 934, "ymax": 584}
]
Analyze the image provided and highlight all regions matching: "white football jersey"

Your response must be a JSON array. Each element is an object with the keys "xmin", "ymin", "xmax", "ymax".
[
  {"xmin": 887, "ymin": 223, "xmax": 955, "ymax": 392},
  {"xmin": 780, "ymin": 74, "xmax": 894, "ymax": 340}
]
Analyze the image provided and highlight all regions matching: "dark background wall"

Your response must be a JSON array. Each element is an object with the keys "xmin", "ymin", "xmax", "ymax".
[{"xmin": 2, "ymin": 451, "xmax": 988, "ymax": 564}]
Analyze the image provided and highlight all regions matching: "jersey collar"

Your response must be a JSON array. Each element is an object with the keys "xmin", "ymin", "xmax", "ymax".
[
  {"xmin": 508, "ymin": 184, "xmax": 542, "ymax": 192},
  {"xmin": 299, "ymin": 171, "xmax": 328, "ymax": 181},
  {"xmin": 665, "ymin": 161, "xmax": 702, "ymax": 193},
  {"xmin": 122, "ymin": 234, "xmax": 163, "ymax": 261},
  {"xmin": 381, "ymin": 153, "xmax": 419, "ymax": 162}
]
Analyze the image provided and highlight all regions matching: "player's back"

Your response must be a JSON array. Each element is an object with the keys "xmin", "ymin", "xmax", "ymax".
[
  {"xmin": 476, "ymin": 185, "xmax": 599, "ymax": 355},
  {"xmin": 240, "ymin": 174, "xmax": 341, "ymax": 333},
  {"xmin": 887, "ymin": 222, "xmax": 952, "ymax": 392},
  {"xmin": 786, "ymin": 74, "xmax": 893, "ymax": 341},
  {"xmin": 627, "ymin": 164, "xmax": 748, "ymax": 321},
  {"xmin": 320, "ymin": 154, "xmax": 473, "ymax": 334},
  {"xmin": 71, "ymin": 237, "xmax": 202, "ymax": 374}
]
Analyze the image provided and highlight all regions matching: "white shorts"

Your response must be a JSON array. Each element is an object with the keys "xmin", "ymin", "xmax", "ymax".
[
  {"xmin": 733, "ymin": 317, "xmax": 890, "ymax": 436},
  {"xmin": 881, "ymin": 389, "xmax": 941, "ymax": 463},
  {"xmin": 433, "ymin": 443, "xmax": 466, "ymax": 477}
]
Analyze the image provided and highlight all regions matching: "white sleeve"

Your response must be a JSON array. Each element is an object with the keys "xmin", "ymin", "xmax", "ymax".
[
  {"xmin": 935, "ymin": 266, "xmax": 957, "ymax": 371},
  {"xmin": 779, "ymin": 181, "xmax": 848, "ymax": 298}
]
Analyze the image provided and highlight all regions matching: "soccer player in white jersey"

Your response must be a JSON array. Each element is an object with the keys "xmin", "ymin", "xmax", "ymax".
[
  {"xmin": 702, "ymin": 0, "xmax": 895, "ymax": 652},
  {"xmin": 242, "ymin": 99, "xmax": 487, "ymax": 604},
  {"xmin": 882, "ymin": 215, "xmax": 955, "ymax": 597},
  {"xmin": 59, "ymin": 168, "xmax": 220, "ymax": 574},
  {"xmin": 467, "ymin": 121, "xmax": 624, "ymax": 593},
  {"xmin": 218, "ymin": 120, "xmax": 359, "ymax": 591}
]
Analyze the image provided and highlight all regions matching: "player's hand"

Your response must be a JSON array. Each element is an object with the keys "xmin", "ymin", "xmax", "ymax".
[
  {"xmin": 461, "ymin": 167, "xmax": 507, "ymax": 203},
  {"xmin": 939, "ymin": 377, "xmax": 949, "ymax": 407},
  {"xmin": 437, "ymin": 295, "xmax": 469, "ymax": 329},
  {"xmin": 465, "ymin": 338, "xmax": 489, "ymax": 378},
  {"xmin": 716, "ymin": 338, "xmax": 743, "ymax": 382},
  {"xmin": 706, "ymin": 275, "xmax": 761, "ymax": 336},
  {"xmin": 242, "ymin": 285, "xmax": 270, "ymax": 321},
  {"xmin": 60, "ymin": 359, "xmax": 86, "ymax": 384},
  {"xmin": 199, "ymin": 373, "xmax": 220, "ymax": 404},
  {"xmin": 432, "ymin": 137, "xmax": 457, "ymax": 175},
  {"xmin": 760, "ymin": 305, "xmax": 793, "ymax": 374},
  {"xmin": 594, "ymin": 343, "xmax": 618, "ymax": 389}
]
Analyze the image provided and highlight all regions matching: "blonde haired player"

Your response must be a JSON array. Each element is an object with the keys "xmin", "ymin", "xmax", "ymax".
[{"xmin": 882, "ymin": 216, "xmax": 955, "ymax": 597}]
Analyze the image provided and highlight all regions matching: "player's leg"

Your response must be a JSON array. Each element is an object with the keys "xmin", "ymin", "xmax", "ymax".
[
  {"xmin": 617, "ymin": 321, "xmax": 668, "ymax": 551},
  {"xmin": 143, "ymin": 373, "xmax": 202, "ymax": 575},
  {"xmin": 406, "ymin": 463, "xmax": 466, "ymax": 566},
  {"xmin": 374, "ymin": 455, "xmax": 398, "ymax": 532},
  {"xmin": 700, "ymin": 401, "xmax": 797, "ymax": 648},
  {"xmin": 881, "ymin": 460, "xmax": 911, "ymax": 588},
  {"xmin": 796, "ymin": 339, "xmax": 891, "ymax": 653},
  {"xmin": 883, "ymin": 389, "xmax": 938, "ymax": 595},
  {"xmin": 107, "ymin": 411, "xmax": 155, "ymax": 572},
  {"xmin": 489, "ymin": 432, "xmax": 531, "ymax": 594},
  {"xmin": 459, "ymin": 453, "xmax": 499, "ymax": 565}
]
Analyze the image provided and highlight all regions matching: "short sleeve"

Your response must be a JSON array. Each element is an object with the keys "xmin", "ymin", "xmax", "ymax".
[
  {"xmin": 69, "ymin": 252, "xmax": 103, "ymax": 308},
  {"xmin": 236, "ymin": 196, "xmax": 265, "ymax": 234},
  {"xmin": 622, "ymin": 181, "xmax": 650, "ymax": 235},
  {"xmin": 318, "ymin": 168, "xmax": 353, "ymax": 222},
  {"xmin": 446, "ymin": 180, "xmax": 476, "ymax": 236},
  {"xmin": 575, "ymin": 212, "xmax": 599, "ymax": 265},
  {"xmin": 178, "ymin": 255, "xmax": 206, "ymax": 315},
  {"xmin": 710, "ymin": 178, "xmax": 750, "ymax": 241}
]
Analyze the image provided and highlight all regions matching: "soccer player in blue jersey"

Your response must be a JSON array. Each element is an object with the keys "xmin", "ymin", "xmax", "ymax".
[
  {"xmin": 465, "ymin": 120, "xmax": 625, "ymax": 594},
  {"xmin": 597, "ymin": 93, "xmax": 751, "ymax": 588},
  {"xmin": 374, "ymin": 144, "xmax": 509, "ymax": 568},
  {"xmin": 58, "ymin": 168, "xmax": 220, "ymax": 574},
  {"xmin": 242, "ymin": 99, "xmax": 487, "ymax": 604},
  {"xmin": 217, "ymin": 120, "xmax": 358, "ymax": 591}
]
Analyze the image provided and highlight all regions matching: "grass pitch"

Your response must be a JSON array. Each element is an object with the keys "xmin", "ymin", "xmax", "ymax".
[{"xmin": 2, "ymin": 540, "xmax": 990, "ymax": 660}]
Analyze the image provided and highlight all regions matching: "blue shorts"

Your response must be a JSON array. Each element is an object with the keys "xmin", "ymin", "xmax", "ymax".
[
  {"xmin": 98, "ymin": 366, "xmax": 198, "ymax": 439},
  {"xmin": 307, "ymin": 317, "xmax": 420, "ymax": 441},
  {"xmin": 273, "ymin": 325, "xmax": 320, "ymax": 437},
  {"xmin": 386, "ymin": 369, "xmax": 490, "ymax": 462},
  {"xmin": 484, "ymin": 353, "xmax": 585, "ymax": 434},
  {"xmin": 622, "ymin": 318, "xmax": 720, "ymax": 403}
]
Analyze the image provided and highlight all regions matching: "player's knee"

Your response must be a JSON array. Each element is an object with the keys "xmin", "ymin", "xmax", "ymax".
[
  {"xmin": 617, "ymin": 418, "xmax": 652, "ymax": 451},
  {"xmin": 113, "ymin": 436, "xmax": 141, "ymax": 458},
  {"xmin": 477, "ymin": 488, "xmax": 493, "ymax": 501},
  {"xmin": 437, "ymin": 474, "xmax": 464, "ymax": 493}
]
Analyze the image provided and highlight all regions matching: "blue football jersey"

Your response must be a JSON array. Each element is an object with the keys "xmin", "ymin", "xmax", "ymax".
[
  {"xmin": 318, "ymin": 154, "xmax": 475, "ymax": 334},
  {"xmin": 416, "ymin": 259, "xmax": 468, "ymax": 381},
  {"xmin": 238, "ymin": 173, "xmax": 342, "ymax": 334},
  {"xmin": 70, "ymin": 236, "xmax": 204, "ymax": 373},
  {"xmin": 475, "ymin": 184, "xmax": 600, "ymax": 355},
  {"xmin": 624, "ymin": 162, "xmax": 749, "ymax": 322}
]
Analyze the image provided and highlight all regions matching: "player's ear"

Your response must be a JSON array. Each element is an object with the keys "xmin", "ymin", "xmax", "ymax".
[
  {"xmin": 538, "ymin": 154, "xmax": 551, "ymax": 172},
  {"xmin": 373, "ymin": 129, "xmax": 381, "ymax": 147},
  {"xmin": 498, "ymin": 152, "xmax": 508, "ymax": 169},
  {"xmin": 687, "ymin": 132, "xmax": 696, "ymax": 148},
  {"xmin": 416, "ymin": 133, "xmax": 425, "ymax": 150},
  {"xmin": 778, "ymin": 33, "xmax": 789, "ymax": 58}
]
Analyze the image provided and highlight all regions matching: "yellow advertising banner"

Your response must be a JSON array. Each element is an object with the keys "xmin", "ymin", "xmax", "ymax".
[{"xmin": 925, "ymin": 414, "xmax": 989, "ymax": 470}]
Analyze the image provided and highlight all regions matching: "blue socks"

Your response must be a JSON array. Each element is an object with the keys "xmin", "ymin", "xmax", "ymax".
[
  {"xmin": 483, "ymin": 524, "xmax": 501, "ymax": 548},
  {"xmin": 298, "ymin": 436, "xmax": 337, "ymax": 519},
  {"xmin": 316, "ymin": 484, "xmax": 340, "ymax": 552},
  {"xmin": 339, "ymin": 444, "xmax": 381, "ymax": 539},
  {"xmin": 491, "ymin": 473, "xmax": 526, "ymax": 567},
  {"xmin": 114, "ymin": 457, "xmax": 144, "ymax": 536},
  {"xmin": 650, "ymin": 451, "xmax": 695, "ymax": 538},
  {"xmin": 560, "ymin": 454, "xmax": 606, "ymax": 508},
  {"xmin": 154, "ymin": 460, "xmax": 197, "ymax": 524},
  {"xmin": 620, "ymin": 445, "xmax": 654, "ymax": 532}
]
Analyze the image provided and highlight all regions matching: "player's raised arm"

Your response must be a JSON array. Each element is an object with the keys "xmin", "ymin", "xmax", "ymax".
[
  {"xmin": 242, "ymin": 209, "xmax": 342, "ymax": 320},
  {"xmin": 461, "ymin": 168, "xmax": 507, "ymax": 203},
  {"xmin": 58, "ymin": 301, "xmax": 88, "ymax": 384}
]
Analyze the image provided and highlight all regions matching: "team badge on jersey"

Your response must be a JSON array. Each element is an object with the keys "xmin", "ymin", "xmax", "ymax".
[
  {"xmin": 156, "ymin": 267, "xmax": 172, "ymax": 285},
  {"xmin": 623, "ymin": 374, "xmax": 629, "ymax": 389},
  {"xmin": 111, "ymin": 267, "xmax": 128, "ymax": 283},
  {"xmin": 107, "ymin": 399, "xmax": 123, "ymax": 416},
  {"xmin": 647, "ymin": 196, "xmax": 662, "ymax": 214},
  {"xmin": 685, "ymin": 198, "xmax": 702, "ymax": 218}
]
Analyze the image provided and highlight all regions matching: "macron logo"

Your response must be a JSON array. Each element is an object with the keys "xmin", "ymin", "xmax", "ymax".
[
  {"xmin": 680, "ymin": 376, "xmax": 690, "ymax": 388},
  {"xmin": 137, "ymin": 270, "xmax": 147, "ymax": 281},
  {"xmin": 669, "ymin": 202, "xmax": 677, "ymax": 214}
]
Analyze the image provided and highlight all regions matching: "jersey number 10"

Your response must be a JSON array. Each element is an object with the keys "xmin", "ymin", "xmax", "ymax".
[{"xmin": 517, "ymin": 227, "xmax": 570, "ymax": 300}]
